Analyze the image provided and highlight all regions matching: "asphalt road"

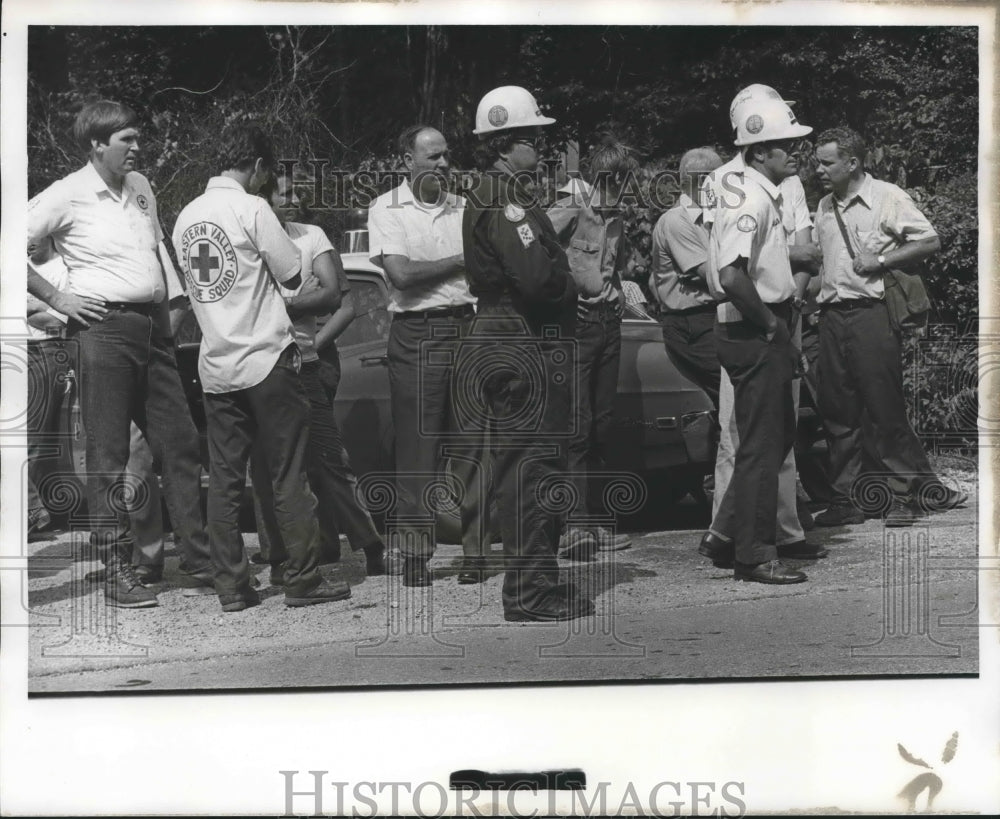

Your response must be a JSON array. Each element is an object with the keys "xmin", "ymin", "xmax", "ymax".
[{"xmin": 24, "ymin": 494, "xmax": 980, "ymax": 694}]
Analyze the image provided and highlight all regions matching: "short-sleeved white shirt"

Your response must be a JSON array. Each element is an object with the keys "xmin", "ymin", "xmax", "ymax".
[
  {"xmin": 367, "ymin": 179, "xmax": 474, "ymax": 312},
  {"xmin": 172, "ymin": 176, "xmax": 300, "ymax": 394},
  {"xmin": 708, "ymin": 166, "xmax": 795, "ymax": 323},
  {"xmin": 814, "ymin": 174, "xmax": 938, "ymax": 304},
  {"xmin": 27, "ymin": 255, "xmax": 69, "ymax": 341},
  {"xmin": 27, "ymin": 162, "xmax": 166, "ymax": 303},
  {"xmin": 702, "ymin": 153, "xmax": 811, "ymax": 239},
  {"xmin": 279, "ymin": 221, "xmax": 336, "ymax": 363}
]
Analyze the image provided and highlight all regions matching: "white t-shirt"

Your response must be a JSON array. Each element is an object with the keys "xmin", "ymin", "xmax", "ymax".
[
  {"xmin": 367, "ymin": 178, "xmax": 474, "ymax": 312},
  {"xmin": 27, "ymin": 162, "xmax": 166, "ymax": 303},
  {"xmin": 172, "ymin": 176, "xmax": 300, "ymax": 393},
  {"xmin": 281, "ymin": 221, "xmax": 337, "ymax": 364},
  {"xmin": 707, "ymin": 166, "xmax": 795, "ymax": 323}
]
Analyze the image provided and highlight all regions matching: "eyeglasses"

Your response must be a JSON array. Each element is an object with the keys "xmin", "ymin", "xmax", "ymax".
[{"xmin": 512, "ymin": 136, "xmax": 544, "ymax": 150}]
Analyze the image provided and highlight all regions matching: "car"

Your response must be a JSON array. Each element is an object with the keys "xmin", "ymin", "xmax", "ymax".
[{"xmin": 59, "ymin": 251, "xmax": 714, "ymax": 541}]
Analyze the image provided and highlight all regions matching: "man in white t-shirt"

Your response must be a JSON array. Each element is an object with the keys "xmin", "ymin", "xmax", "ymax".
[
  {"xmin": 27, "ymin": 100, "xmax": 211, "ymax": 609},
  {"xmin": 367, "ymin": 125, "xmax": 483, "ymax": 588},
  {"xmin": 173, "ymin": 122, "xmax": 351, "ymax": 612}
]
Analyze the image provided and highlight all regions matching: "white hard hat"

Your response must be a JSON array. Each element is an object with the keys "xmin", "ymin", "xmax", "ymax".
[
  {"xmin": 733, "ymin": 97, "xmax": 812, "ymax": 146},
  {"xmin": 729, "ymin": 84, "xmax": 796, "ymax": 129},
  {"xmin": 473, "ymin": 85, "xmax": 556, "ymax": 135}
]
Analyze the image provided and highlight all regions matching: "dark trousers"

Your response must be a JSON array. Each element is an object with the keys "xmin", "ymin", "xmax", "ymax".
[
  {"xmin": 817, "ymin": 301, "xmax": 935, "ymax": 502},
  {"xmin": 568, "ymin": 304, "xmax": 622, "ymax": 516},
  {"xmin": 203, "ymin": 346, "xmax": 322, "ymax": 598},
  {"xmin": 387, "ymin": 313, "xmax": 485, "ymax": 560},
  {"xmin": 69, "ymin": 310, "xmax": 210, "ymax": 576},
  {"xmin": 712, "ymin": 309, "xmax": 797, "ymax": 565},
  {"xmin": 252, "ymin": 358, "xmax": 382, "ymax": 564},
  {"xmin": 659, "ymin": 307, "xmax": 722, "ymax": 411},
  {"xmin": 464, "ymin": 304, "xmax": 576, "ymax": 615},
  {"xmin": 27, "ymin": 338, "xmax": 76, "ymax": 516}
]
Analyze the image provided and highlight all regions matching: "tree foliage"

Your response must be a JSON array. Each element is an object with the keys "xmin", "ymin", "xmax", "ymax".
[{"xmin": 28, "ymin": 24, "xmax": 978, "ymax": 331}]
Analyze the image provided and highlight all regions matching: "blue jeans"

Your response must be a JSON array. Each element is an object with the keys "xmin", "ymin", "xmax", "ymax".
[{"xmin": 69, "ymin": 308, "xmax": 210, "ymax": 576}]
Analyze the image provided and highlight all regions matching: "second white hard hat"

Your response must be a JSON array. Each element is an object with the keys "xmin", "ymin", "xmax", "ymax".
[
  {"xmin": 473, "ymin": 85, "xmax": 556, "ymax": 135},
  {"xmin": 733, "ymin": 97, "xmax": 812, "ymax": 146},
  {"xmin": 729, "ymin": 83, "xmax": 796, "ymax": 129}
]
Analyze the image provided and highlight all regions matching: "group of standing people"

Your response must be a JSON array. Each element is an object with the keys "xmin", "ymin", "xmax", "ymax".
[
  {"xmin": 24, "ymin": 80, "xmax": 966, "ymax": 621},
  {"xmin": 650, "ymin": 84, "xmax": 966, "ymax": 583}
]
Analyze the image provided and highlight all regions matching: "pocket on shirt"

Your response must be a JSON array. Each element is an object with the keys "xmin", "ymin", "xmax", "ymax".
[
  {"xmin": 566, "ymin": 238, "xmax": 602, "ymax": 279},
  {"xmin": 854, "ymin": 229, "xmax": 886, "ymax": 255}
]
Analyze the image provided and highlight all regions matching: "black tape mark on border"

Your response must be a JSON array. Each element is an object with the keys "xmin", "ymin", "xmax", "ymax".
[{"xmin": 449, "ymin": 769, "xmax": 586, "ymax": 790}]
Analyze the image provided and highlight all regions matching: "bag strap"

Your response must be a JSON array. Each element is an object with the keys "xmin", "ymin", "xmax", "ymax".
[{"xmin": 830, "ymin": 200, "xmax": 856, "ymax": 260}]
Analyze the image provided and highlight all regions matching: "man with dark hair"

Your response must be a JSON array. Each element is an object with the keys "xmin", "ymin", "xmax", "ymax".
[
  {"xmin": 547, "ymin": 136, "xmax": 636, "ymax": 557},
  {"xmin": 812, "ymin": 126, "xmax": 965, "ymax": 526},
  {"xmin": 172, "ymin": 121, "xmax": 351, "ymax": 612},
  {"xmin": 463, "ymin": 85, "xmax": 593, "ymax": 621},
  {"xmin": 28, "ymin": 99, "xmax": 211, "ymax": 608},
  {"xmin": 367, "ymin": 125, "xmax": 484, "ymax": 587}
]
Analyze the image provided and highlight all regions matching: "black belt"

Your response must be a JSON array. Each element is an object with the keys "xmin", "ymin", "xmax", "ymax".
[
  {"xmin": 395, "ymin": 304, "xmax": 475, "ymax": 321},
  {"xmin": 104, "ymin": 301, "xmax": 155, "ymax": 315},
  {"xmin": 660, "ymin": 303, "xmax": 717, "ymax": 316},
  {"xmin": 821, "ymin": 298, "xmax": 880, "ymax": 312}
]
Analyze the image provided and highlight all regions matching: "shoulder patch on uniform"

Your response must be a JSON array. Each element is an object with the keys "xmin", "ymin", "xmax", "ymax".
[
  {"xmin": 504, "ymin": 204, "xmax": 525, "ymax": 222},
  {"xmin": 136, "ymin": 194, "xmax": 149, "ymax": 210},
  {"xmin": 516, "ymin": 222, "xmax": 535, "ymax": 248},
  {"xmin": 737, "ymin": 214, "xmax": 757, "ymax": 233}
]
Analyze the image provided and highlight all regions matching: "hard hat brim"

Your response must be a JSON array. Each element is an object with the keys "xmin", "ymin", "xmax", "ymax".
[
  {"xmin": 473, "ymin": 114, "xmax": 556, "ymax": 135},
  {"xmin": 734, "ymin": 122, "xmax": 812, "ymax": 147}
]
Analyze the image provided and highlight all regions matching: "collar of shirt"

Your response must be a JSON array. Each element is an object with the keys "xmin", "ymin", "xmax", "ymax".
[
  {"xmin": 394, "ymin": 177, "xmax": 463, "ymax": 215},
  {"xmin": 490, "ymin": 160, "xmax": 538, "ymax": 207},
  {"xmin": 678, "ymin": 192, "xmax": 704, "ymax": 224},
  {"xmin": 205, "ymin": 176, "xmax": 247, "ymax": 193},
  {"xmin": 84, "ymin": 161, "xmax": 132, "ymax": 205},
  {"xmin": 833, "ymin": 173, "xmax": 875, "ymax": 211},
  {"xmin": 743, "ymin": 165, "xmax": 784, "ymax": 204}
]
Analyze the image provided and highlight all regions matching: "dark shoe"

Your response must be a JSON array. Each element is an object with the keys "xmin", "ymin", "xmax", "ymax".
[
  {"xmin": 885, "ymin": 499, "xmax": 927, "ymax": 528},
  {"xmin": 284, "ymin": 579, "xmax": 352, "ymax": 607},
  {"xmin": 594, "ymin": 526, "xmax": 631, "ymax": 551},
  {"xmin": 920, "ymin": 485, "xmax": 968, "ymax": 513},
  {"xmin": 219, "ymin": 587, "xmax": 261, "ymax": 612},
  {"xmin": 402, "ymin": 558, "xmax": 432, "ymax": 587},
  {"xmin": 734, "ymin": 560, "xmax": 807, "ymax": 584},
  {"xmin": 457, "ymin": 558, "xmax": 486, "ymax": 585},
  {"xmin": 249, "ymin": 551, "xmax": 269, "ymax": 565},
  {"xmin": 776, "ymin": 540, "xmax": 829, "ymax": 560},
  {"xmin": 362, "ymin": 543, "xmax": 388, "ymax": 576},
  {"xmin": 269, "ymin": 564, "xmax": 285, "ymax": 586},
  {"xmin": 133, "ymin": 565, "xmax": 163, "ymax": 585},
  {"xmin": 105, "ymin": 561, "xmax": 159, "ymax": 608},
  {"xmin": 814, "ymin": 503, "xmax": 865, "ymax": 527},
  {"xmin": 558, "ymin": 528, "xmax": 597, "ymax": 562},
  {"xmin": 698, "ymin": 531, "xmax": 734, "ymax": 569},
  {"xmin": 504, "ymin": 595, "xmax": 595, "ymax": 622},
  {"xmin": 28, "ymin": 506, "xmax": 52, "ymax": 534},
  {"xmin": 182, "ymin": 582, "xmax": 215, "ymax": 597}
]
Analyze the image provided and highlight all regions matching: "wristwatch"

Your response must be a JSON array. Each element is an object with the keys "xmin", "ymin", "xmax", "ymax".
[{"xmin": 877, "ymin": 253, "xmax": 888, "ymax": 270}]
